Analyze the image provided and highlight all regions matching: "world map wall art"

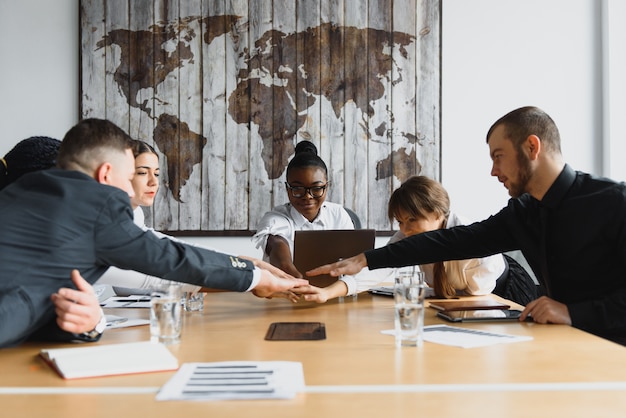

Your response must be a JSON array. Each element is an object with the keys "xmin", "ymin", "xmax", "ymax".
[{"xmin": 80, "ymin": 0, "xmax": 441, "ymax": 233}]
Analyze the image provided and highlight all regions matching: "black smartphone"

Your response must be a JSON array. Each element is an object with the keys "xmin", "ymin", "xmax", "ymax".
[
  {"xmin": 367, "ymin": 286, "xmax": 394, "ymax": 297},
  {"xmin": 437, "ymin": 309, "xmax": 524, "ymax": 323},
  {"xmin": 264, "ymin": 322, "xmax": 326, "ymax": 340}
]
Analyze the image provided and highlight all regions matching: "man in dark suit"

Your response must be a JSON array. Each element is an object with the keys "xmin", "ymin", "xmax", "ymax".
[{"xmin": 0, "ymin": 118, "xmax": 306, "ymax": 348}]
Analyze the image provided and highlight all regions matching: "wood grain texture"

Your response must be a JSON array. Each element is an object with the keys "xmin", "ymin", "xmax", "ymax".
[
  {"xmin": 2, "ymin": 293, "xmax": 626, "ymax": 417},
  {"xmin": 79, "ymin": 0, "xmax": 441, "ymax": 232}
]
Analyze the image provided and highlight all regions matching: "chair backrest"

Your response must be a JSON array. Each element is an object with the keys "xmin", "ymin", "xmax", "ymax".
[{"xmin": 343, "ymin": 207, "xmax": 362, "ymax": 229}]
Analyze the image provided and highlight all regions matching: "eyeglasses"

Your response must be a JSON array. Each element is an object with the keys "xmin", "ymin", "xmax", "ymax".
[{"xmin": 285, "ymin": 182, "xmax": 328, "ymax": 198}]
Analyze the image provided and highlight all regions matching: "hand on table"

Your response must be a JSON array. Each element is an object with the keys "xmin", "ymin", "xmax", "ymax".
[
  {"xmin": 291, "ymin": 284, "xmax": 331, "ymax": 303},
  {"xmin": 239, "ymin": 256, "xmax": 308, "ymax": 299},
  {"xmin": 520, "ymin": 296, "xmax": 572, "ymax": 325}
]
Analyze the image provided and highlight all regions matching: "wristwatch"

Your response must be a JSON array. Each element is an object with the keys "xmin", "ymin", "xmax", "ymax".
[{"xmin": 77, "ymin": 310, "xmax": 107, "ymax": 341}]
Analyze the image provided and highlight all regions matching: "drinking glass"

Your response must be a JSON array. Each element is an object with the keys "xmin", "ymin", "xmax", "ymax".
[
  {"xmin": 183, "ymin": 291, "xmax": 204, "ymax": 312},
  {"xmin": 150, "ymin": 283, "xmax": 183, "ymax": 344},
  {"xmin": 394, "ymin": 268, "xmax": 426, "ymax": 347}
]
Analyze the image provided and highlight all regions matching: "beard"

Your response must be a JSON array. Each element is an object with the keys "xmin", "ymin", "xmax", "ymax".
[{"xmin": 507, "ymin": 152, "xmax": 532, "ymax": 198}]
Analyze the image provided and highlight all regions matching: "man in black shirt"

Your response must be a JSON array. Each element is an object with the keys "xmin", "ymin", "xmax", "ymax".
[{"xmin": 309, "ymin": 106, "xmax": 626, "ymax": 345}]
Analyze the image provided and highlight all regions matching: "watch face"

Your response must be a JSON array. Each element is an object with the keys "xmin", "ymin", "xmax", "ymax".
[
  {"xmin": 82, "ymin": 329, "xmax": 102, "ymax": 340},
  {"xmin": 93, "ymin": 313, "xmax": 107, "ymax": 334}
]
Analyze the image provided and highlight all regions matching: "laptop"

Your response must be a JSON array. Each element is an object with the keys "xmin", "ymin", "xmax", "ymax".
[{"xmin": 293, "ymin": 229, "xmax": 376, "ymax": 287}]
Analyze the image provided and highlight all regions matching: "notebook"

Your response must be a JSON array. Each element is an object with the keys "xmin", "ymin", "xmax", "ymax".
[
  {"xmin": 39, "ymin": 341, "xmax": 179, "ymax": 379},
  {"xmin": 293, "ymin": 229, "xmax": 376, "ymax": 287}
]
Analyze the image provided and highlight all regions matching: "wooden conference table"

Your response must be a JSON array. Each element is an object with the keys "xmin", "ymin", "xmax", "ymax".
[{"xmin": 1, "ymin": 291, "xmax": 626, "ymax": 417}]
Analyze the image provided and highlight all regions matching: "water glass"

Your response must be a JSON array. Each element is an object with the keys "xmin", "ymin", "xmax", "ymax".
[
  {"xmin": 183, "ymin": 291, "xmax": 205, "ymax": 312},
  {"xmin": 394, "ymin": 269, "xmax": 426, "ymax": 347},
  {"xmin": 150, "ymin": 283, "xmax": 182, "ymax": 344}
]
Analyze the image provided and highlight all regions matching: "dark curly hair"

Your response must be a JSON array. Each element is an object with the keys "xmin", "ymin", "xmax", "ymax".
[{"xmin": 0, "ymin": 136, "xmax": 61, "ymax": 190}]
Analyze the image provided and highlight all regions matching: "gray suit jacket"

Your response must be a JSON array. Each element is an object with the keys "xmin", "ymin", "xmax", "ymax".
[{"xmin": 0, "ymin": 169, "xmax": 254, "ymax": 347}]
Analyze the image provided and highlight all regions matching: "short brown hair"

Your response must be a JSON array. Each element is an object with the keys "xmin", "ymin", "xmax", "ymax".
[
  {"xmin": 486, "ymin": 106, "xmax": 562, "ymax": 155},
  {"xmin": 57, "ymin": 119, "xmax": 134, "ymax": 173}
]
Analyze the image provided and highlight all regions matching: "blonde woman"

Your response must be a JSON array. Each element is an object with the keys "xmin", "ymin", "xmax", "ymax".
[{"xmin": 295, "ymin": 176, "xmax": 538, "ymax": 305}]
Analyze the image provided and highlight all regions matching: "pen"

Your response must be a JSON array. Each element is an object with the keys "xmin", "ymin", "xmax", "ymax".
[
  {"xmin": 105, "ymin": 317, "xmax": 128, "ymax": 327},
  {"xmin": 116, "ymin": 297, "xmax": 151, "ymax": 302}
]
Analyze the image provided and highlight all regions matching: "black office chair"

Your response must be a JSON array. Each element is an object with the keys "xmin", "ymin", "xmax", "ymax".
[{"xmin": 344, "ymin": 207, "xmax": 362, "ymax": 229}]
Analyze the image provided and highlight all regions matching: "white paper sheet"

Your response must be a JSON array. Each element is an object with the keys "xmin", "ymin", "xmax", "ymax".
[
  {"xmin": 382, "ymin": 325, "xmax": 533, "ymax": 348},
  {"xmin": 156, "ymin": 361, "xmax": 305, "ymax": 401},
  {"xmin": 105, "ymin": 315, "xmax": 150, "ymax": 329},
  {"xmin": 101, "ymin": 296, "xmax": 152, "ymax": 308}
]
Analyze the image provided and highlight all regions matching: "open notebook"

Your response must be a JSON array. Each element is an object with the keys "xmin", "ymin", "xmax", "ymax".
[{"xmin": 293, "ymin": 229, "xmax": 376, "ymax": 287}]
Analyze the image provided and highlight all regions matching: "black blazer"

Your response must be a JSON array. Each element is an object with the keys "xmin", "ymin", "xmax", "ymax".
[{"xmin": 0, "ymin": 169, "xmax": 254, "ymax": 347}]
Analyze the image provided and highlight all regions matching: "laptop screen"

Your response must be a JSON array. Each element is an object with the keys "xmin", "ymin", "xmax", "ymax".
[{"xmin": 292, "ymin": 229, "xmax": 376, "ymax": 287}]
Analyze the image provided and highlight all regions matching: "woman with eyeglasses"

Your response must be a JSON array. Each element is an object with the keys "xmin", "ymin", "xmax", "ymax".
[
  {"xmin": 295, "ymin": 176, "xmax": 540, "ymax": 305},
  {"xmin": 252, "ymin": 141, "xmax": 354, "ymax": 279}
]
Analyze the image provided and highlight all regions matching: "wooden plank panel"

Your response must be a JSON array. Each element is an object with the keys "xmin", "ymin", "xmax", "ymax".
[
  {"xmin": 367, "ymin": 0, "xmax": 393, "ymax": 230},
  {"xmin": 271, "ymin": 0, "xmax": 298, "ymax": 209},
  {"xmin": 388, "ymin": 0, "xmax": 418, "ymax": 229},
  {"xmin": 295, "ymin": 0, "xmax": 321, "ymax": 156},
  {"xmin": 224, "ymin": 0, "xmax": 249, "ymax": 230},
  {"xmin": 152, "ymin": 0, "xmax": 180, "ymax": 231},
  {"xmin": 177, "ymin": 0, "xmax": 204, "ymax": 230},
  {"xmin": 320, "ymin": 0, "xmax": 346, "ymax": 209},
  {"xmin": 246, "ymin": 0, "xmax": 274, "ymax": 231},
  {"xmin": 296, "ymin": 0, "xmax": 334, "ymax": 200},
  {"xmin": 104, "ymin": 0, "xmax": 130, "ymax": 130},
  {"xmin": 343, "ymin": 1, "xmax": 369, "ymax": 227},
  {"xmin": 79, "ymin": 0, "xmax": 441, "ymax": 233},
  {"xmin": 128, "ymin": 0, "xmax": 156, "ymax": 226},
  {"xmin": 415, "ymin": 0, "xmax": 441, "ymax": 181},
  {"xmin": 128, "ymin": 1, "xmax": 154, "ymax": 142},
  {"xmin": 80, "ymin": 0, "xmax": 106, "ymax": 119},
  {"xmin": 202, "ymin": 0, "xmax": 227, "ymax": 230}
]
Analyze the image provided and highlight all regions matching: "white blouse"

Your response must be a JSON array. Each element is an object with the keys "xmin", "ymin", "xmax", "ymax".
[
  {"xmin": 388, "ymin": 212, "xmax": 505, "ymax": 295},
  {"xmin": 95, "ymin": 207, "xmax": 201, "ymax": 293},
  {"xmin": 252, "ymin": 201, "xmax": 354, "ymax": 261},
  {"xmin": 252, "ymin": 202, "xmax": 395, "ymax": 295}
]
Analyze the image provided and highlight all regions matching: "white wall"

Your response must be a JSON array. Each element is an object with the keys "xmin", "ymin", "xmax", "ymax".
[
  {"xmin": 0, "ymin": 1, "xmax": 79, "ymax": 148},
  {"xmin": 442, "ymin": 0, "xmax": 599, "ymax": 221},
  {"xmin": 1, "ymin": 0, "xmax": 623, "ymax": 257},
  {"xmin": 605, "ymin": 0, "xmax": 626, "ymax": 182}
]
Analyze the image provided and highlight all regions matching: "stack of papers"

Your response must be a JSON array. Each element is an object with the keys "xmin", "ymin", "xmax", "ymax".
[
  {"xmin": 105, "ymin": 314, "xmax": 150, "ymax": 329},
  {"xmin": 40, "ymin": 341, "xmax": 179, "ymax": 379},
  {"xmin": 156, "ymin": 361, "xmax": 305, "ymax": 401}
]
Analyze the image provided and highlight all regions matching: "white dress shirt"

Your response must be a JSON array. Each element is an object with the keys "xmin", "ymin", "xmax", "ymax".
[{"xmin": 252, "ymin": 201, "xmax": 354, "ymax": 261}]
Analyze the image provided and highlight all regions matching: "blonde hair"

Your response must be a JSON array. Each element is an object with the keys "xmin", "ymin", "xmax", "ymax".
[{"xmin": 388, "ymin": 176, "xmax": 450, "ymax": 222}]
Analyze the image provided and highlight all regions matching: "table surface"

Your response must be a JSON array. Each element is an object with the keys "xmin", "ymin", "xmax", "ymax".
[{"xmin": 2, "ymin": 291, "xmax": 625, "ymax": 417}]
